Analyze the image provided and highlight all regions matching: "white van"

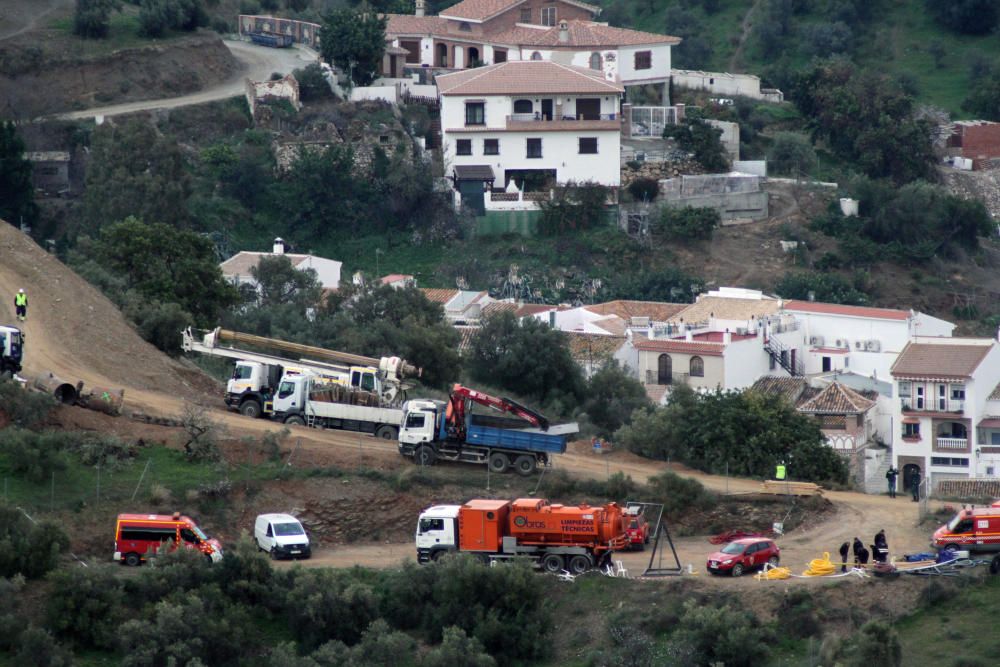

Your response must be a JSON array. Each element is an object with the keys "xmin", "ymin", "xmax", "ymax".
[{"xmin": 254, "ymin": 513, "xmax": 311, "ymax": 559}]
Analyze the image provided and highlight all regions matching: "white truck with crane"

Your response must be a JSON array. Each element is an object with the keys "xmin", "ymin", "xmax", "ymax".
[
  {"xmin": 0, "ymin": 325, "xmax": 24, "ymax": 378},
  {"xmin": 181, "ymin": 327, "xmax": 418, "ymax": 439}
]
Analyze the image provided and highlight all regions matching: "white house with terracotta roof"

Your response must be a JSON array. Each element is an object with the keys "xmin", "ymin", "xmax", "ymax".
[
  {"xmin": 219, "ymin": 238, "xmax": 342, "ymax": 291},
  {"xmin": 386, "ymin": 0, "xmax": 679, "ymax": 88},
  {"xmin": 420, "ymin": 288, "xmax": 493, "ymax": 323},
  {"xmin": 781, "ymin": 300, "xmax": 955, "ymax": 381},
  {"xmin": 890, "ymin": 337, "xmax": 1000, "ymax": 495},
  {"xmin": 436, "ymin": 60, "xmax": 624, "ymax": 194}
]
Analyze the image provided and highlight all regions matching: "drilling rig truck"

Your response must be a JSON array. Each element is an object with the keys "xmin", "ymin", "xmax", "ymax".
[
  {"xmin": 0, "ymin": 325, "xmax": 24, "ymax": 377},
  {"xmin": 181, "ymin": 327, "xmax": 418, "ymax": 438},
  {"xmin": 416, "ymin": 498, "xmax": 629, "ymax": 573},
  {"xmin": 399, "ymin": 385, "xmax": 577, "ymax": 475}
]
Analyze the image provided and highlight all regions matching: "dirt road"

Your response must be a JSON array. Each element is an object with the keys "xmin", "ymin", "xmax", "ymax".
[
  {"xmin": 0, "ymin": 0, "xmax": 71, "ymax": 42},
  {"xmin": 52, "ymin": 40, "xmax": 315, "ymax": 120}
]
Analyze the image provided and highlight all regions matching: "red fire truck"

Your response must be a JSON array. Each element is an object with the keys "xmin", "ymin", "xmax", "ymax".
[{"xmin": 114, "ymin": 513, "xmax": 224, "ymax": 566}]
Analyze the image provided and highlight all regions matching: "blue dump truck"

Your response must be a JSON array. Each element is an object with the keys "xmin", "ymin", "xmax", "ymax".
[
  {"xmin": 397, "ymin": 385, "xmax": 577, "ymax": 476},
  {"xmin": 248, "ymin": 32, "xmax": 294, "ymax": 48}
]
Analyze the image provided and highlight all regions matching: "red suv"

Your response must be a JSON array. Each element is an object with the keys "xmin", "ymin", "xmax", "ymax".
[{"xmin": 706, "ymin": 537, "xmax": 780, "ymax": 577}]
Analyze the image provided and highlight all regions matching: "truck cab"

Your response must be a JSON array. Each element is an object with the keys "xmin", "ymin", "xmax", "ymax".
[
  {"xmin": 400, "ymin": 400, "xmax": 444, "ymax": 445},
  {"xmin": 415, "ymin": 505, "xmax": 460, "ymax": 563},
  {"xmin": 0, "ymin": 325, "xmax": 23, "ymax": 376}
]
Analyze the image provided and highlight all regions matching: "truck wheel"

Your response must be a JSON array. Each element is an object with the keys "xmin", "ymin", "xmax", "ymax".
[
  {"xmin": 488, "ymin": 452, "xmax": 510, "ymax": 474},
  {"xmin": 124, "ymin": 553, "xmax": 141, "ymax": 567},
  {"xmin": 541, "ymin": 554, "xmax": 564, "ymax": 574},
  {"xmin": 568, "ymin": 555, "xmax": 591, "ymax": 574},
  {"xmin": 284, "ymin": 415, "xmax": 305, "ymax": 426},
  {"xmin": 513, "ymin": 455, "xmax": 536, "ymax": 476},
  {"xmin": 239, "ymin": 400, "xmax": 262, "ymax": 418},
  {"xmin": 415, "ymin": 446, "xmax": 436, "ymax": 466},
  {"xmin": 375, "ymin": 425, "xmax": 398, "ymax": 440}
]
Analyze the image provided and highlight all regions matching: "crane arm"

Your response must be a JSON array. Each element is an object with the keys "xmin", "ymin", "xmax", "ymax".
[{"xmin": 448, "ymin": 384, "xmax": 549, "ymax": 430}]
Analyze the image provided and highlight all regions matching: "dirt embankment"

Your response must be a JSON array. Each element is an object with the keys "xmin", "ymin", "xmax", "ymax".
[{"xmin": 0, "ymin": 31, "xmax": 240, "ymax": 118}]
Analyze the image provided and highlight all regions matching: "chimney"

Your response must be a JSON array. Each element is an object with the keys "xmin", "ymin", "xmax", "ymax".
[
  {"xmin": 273, "ymin": 237, "xmax": 285, "ymax": 254},
  {"xmin": 415, "ymin": 0, "xmax": 425, "ymax": 16},
  {"xmin": 558, "ymin": 20, "xmax": 569, "ymax": 43},
  {"xmin": 723, "ymin": 328, "xmax": 732, "ymax": 345}
]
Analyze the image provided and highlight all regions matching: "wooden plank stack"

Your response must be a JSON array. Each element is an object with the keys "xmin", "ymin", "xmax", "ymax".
[{"xmin": 759, "ymin": 480, "xmax": 824, "ymax": 496}]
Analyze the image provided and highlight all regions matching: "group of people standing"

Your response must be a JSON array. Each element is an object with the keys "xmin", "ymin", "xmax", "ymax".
[
  {"xmin": 838, "ymin": 530, "xmax": 889, "ymax": 572},
  {"xmin": 885, "ymin": 465, "xmax": 921, "ymax": 502}
]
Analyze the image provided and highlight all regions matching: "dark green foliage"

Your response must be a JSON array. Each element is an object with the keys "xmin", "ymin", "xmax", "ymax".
[
  {"xmin": 789, "ymin": 59, "xmax": 936, "ymax": 184},
  {"xmin": 0, "ymin": 429, "xmax": 69, "ymax": 482},
  {"xmin": 777, "ymin": 589, "xmax": 821, "ymax": 639},
  {"xmin": 537, "ymin": 181, "xmax": 610, "ymax": 236},
  {"xmin": 46, "ymin": 567, "xmax": 128, "ymax": 649},
  {"xmin": 381, "ymin": 556, "xmax": 551, "ymax": 664},
  {"xmin": 286, "ymin": 569, "xmax": 380, "ymax": 649},
  {"xmin": 582, "ymin": 361, "xmax": 650, "ymax": 437},
  {"xmin": 0, "ymin": 379, "xmax": 56, "ymax": 428},
  {"xmin": 927, "ymin": 0, "xmax": 999, "ymax": 35},
  {"xmin": 422, "ymin": 626, "xmax": 497, "ymax": 667},
  {"xmin": 802, "ymin": 21, "xmax": 853, "ymax": 57},
  {"xmin": 626, "ymin": 178, "xmax": 659, "ymax": 202},
  {"xmin": 294, "ymin": 63, "xmax": 334, "ymax": 102},
  {"xmin": 654, "ymin": 206, "xmax": 720, "ymax": 241},
  {"xmin": 81, "ymin": 216, "xmax": 238, "ymax": 326},
  {"xmin": 467, "ymin": 311, "xmax": 585, "ymax": 407},
  {"xmin": 0, "ymin": 504, "xmax": 70, "ymax": 579},
  {"xmin": 811, "ymin": 178, "xmax": 993, "ymax": 262},
  {"xmin": 610, "ymin": 268, "xmax": 704, "ymax": 303},
  {"xmin": 0, "ymin": 122, "xmax": 38, "ymax": 229},
  {"xmin": 962, "ymin": 71, "xmax": 1000, "ymax": 121},
  {"xmin": 667, "ymin": 600, "xmax": 770, "ymax": 667},
  {"xmin": 617, "ymin": 385, "xmax": 849, "ymax": 484},
  {"xmin": 776, "ymin": 272, "xmax": 869, "ymax": 305},
  {"xmin": 249, "ymin": 255, "xmax": 323, "ymax": 309},
  {"xmin": 16, "ymin": 626, "xmax": 73, "ymax": 667},
  {"xmin": 138, "ymin": 0, "xmax": 208, "ymax": 36},
  {"xmin": 320, "ymin": 8, "xmax": 387, "ymax": 86},
  {"xmin": 83, "ymin": 120, "xmax": 192, "ymax": 231},
  {"xmin": 767, "ymin": 132, "xmax": 817, "ymax": 177},
  {"xmin": 663, "ymin": 113, "xmax": 729, "ymax": 172},
  {"xmin": 73, "ymin": 0, "xmax": 121, "ymax": 38},
  {"xmin": 125, "ymin": 299, "xmax": 192, "ymax": 356}
]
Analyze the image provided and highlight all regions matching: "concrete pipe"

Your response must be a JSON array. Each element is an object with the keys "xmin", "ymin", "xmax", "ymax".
[
  {"xmin": 78, "ymin": 386, "xmax": 125, "ymax": 416},
  {"xmin": 32, "ymin": 372, "xmax": 79, "ymax": 404}
]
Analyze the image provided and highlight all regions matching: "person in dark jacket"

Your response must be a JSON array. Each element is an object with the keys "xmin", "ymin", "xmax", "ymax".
[
  {"xmin": 858, "ymin": 546, "xmax": 870, "ymax": 566},
  {"xmin": 839, "ymin": 541, "xmax": 850, "ymax": 573},
  {"xmin": 873, "ymin": 530, "xmax": 888, "ymax": 563},
  {"xmin": 911, "ymin": 469, "xmax": 922, "ymax": 502},
  {"xmin": 851, "ymin": 537, "xmax": 866, "ymax": 567},
  {"xmin": 885, "ymin": 466, "xmax": 898, "ymax": 498}
]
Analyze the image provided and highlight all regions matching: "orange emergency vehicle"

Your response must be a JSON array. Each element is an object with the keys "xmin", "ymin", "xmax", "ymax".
[
  {"xmin": 416, "ymin": 498, "xmax": 629, "ymax": 574},
  {"xmin": 932, "ymin": 506, "xmax": 1000, "ymax": 552},
  {"xmin": 114, "ymin": 513, "xmax": 224, "ymax": 566}
]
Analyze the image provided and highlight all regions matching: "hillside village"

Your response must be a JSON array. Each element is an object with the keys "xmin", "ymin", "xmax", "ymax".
[{"xmin": 6, "ymin": 0, "xmax": 1000, "ymax": 665}]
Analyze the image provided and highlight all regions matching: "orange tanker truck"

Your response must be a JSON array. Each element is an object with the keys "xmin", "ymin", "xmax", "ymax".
[{"xmin": 415, "ymin": 498, "xmax": 630, "ymax": 574}]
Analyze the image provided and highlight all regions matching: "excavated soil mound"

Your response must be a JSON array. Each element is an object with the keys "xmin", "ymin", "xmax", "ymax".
[{"xmin": 0, "ymin": 221, "xmax": 215, "ymax": 404}]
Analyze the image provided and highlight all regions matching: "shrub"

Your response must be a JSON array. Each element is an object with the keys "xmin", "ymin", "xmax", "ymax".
[
  {"xmin": 850, "ymin": 620, "xmax": 902, "ymax": 667},
  {"xmin": 646, "ymin": 471, "xmax": 716, "ymax": 516},
  {"xmin": 627, "ymin": 178, "xmax": 659, "ymax": 202},
  {"xmin": 0, "ymin": 428, "xmax": 69, "ymax": 482},
  {"xmin": 47, "ymin": 567, "xmax": 127, "ymax": 649},
  {"xmin": 423, "ymin": 626, "xmax": 496, "ymax": 667},
  {"xmin": 768, "ymin": 132, "xmax": 817, "ymax": 177},
  {"xmin": 777, "ymin": 589, "xmax": 821, "ymax": 639},
  {"xmin": 667, "ymin": 600, "xmax": 770, "ymax": 667},
  {"xmin": 286, "ymin": 569, "xmax": 380, "ymax": 649},
  {"xmin": 73, "ymin": 0, "xmax": 120, "ymax": 39},
  {"xmin": 537, "ymin": 181, "xmax": 610, "ymax": 235},
  {"xmin": 16, "ymin": 626, "xmax": 73, "ymax": 667},
  {"xmin": 654, "ymin": 206, "xmax": 720, "ymax": 241},
  {"xmin": 294, "ymin": 64, "xmax": 334, "ymax": 102},
  {"xmin": 0, "ymin": 379, "xmax": 57, "ymax": 428},
  {"xmin": 582, "ymin": 361, "xmax": 650, "ymax": 437},
  {"xmin": 178, "ymin": 402, "xmax": 223, "ymax": 462},
  {"xmin": 775, "ymin": 271, "xmax": 869, "ymax": 305},
  {"xmin": 0, "ymin": 504, "xmax": 70, "ymax": 579}
]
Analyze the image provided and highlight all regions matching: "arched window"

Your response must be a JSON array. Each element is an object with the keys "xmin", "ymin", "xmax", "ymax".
[
  {"xmin": 657, "ymin": 354, "xmax": 672, "ymax": 385},
  {"xmin": 589, "ymin": 52, "xmax": 601, "ymax": 70},
  {"xmin": 689, "ymin": 356, "xmax": 704, "ymax": 377},
  {"xmin": 513, "ymin": 99, "xmax": 533, "ymax": 114},
  {"xmin": 531, "ymin": 51, "xmax": 542, "ymax": 61}
]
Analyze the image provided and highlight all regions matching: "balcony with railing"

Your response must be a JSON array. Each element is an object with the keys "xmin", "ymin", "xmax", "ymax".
[
  {"xmin": 505, "ymin": 113, "xmax": 621, "ymax": 131},
  {"xmin": 645, "ymin": 370, "xmax": 690, "ymax": 386},
  {"xmin": 936, "ymin": 437, "xmax": 969, "ymax": 450},
  {"xmin": 900, "ymin": 398, "xmax": 965, "ymax": 414}
]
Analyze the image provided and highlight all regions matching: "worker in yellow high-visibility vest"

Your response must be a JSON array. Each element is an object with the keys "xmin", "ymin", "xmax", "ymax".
[
  {"xmin": 775, "ymin": 463, "xmax": 786, "ymax": 481},
  {"xmin": 14, "ymin": 289, "xmax": 27, "ymax": 322}
]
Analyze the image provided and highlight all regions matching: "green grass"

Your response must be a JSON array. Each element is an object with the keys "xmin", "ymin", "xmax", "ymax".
[
  {"xmin": 606, "ymin": 0, "xmax": 998, "ymax": 115},
  {"xmin": 896, "ymin": 576, "xmax": 1000, "ymax": 664},
  {"xmin": 48, "ymin": 11, "xmax": 186, "ymax": 57}
]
